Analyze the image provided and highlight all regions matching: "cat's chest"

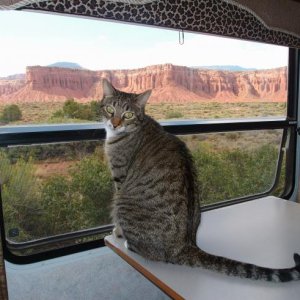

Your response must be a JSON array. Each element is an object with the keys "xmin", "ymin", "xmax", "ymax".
[
  {"xmin": 105, "ymin": 142, "xmax": 131, "ymax": 173},
  {"xmin": 105, "ymin": 142, "xmax": 134, "ymax": 191}
]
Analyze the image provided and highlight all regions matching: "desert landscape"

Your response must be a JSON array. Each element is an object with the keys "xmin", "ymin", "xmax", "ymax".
[
  {"xmin": 0, "ymin": 63, "xmax": 288, "ymax": 124},
  {"xmin": 0, "ymin": 63, "xmax": 287, "ymax": 245},
  {"xmin": 0, "ymin": 63, "xmax": 287, "ymax": 103}
]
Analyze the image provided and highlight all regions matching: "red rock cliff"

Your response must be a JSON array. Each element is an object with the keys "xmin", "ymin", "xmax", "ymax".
[{"xmin": 0, "ymin": 64, "xmax": 287, "ymax": 103}]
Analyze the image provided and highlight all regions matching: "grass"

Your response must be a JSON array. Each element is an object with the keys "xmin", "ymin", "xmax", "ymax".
[
  {"xmin": 146, "ymin": 102, "xmax": 287, "ymax": 120},
  {"xmin": 0, "ymin": 102, "xmax": 63, "ymax": 125},
  {"xmin": 180, "ymin": 130, "xmax": 282, "ymax": 152},
  {"xmin": 0, "ymin": 101, "xmax": 287, "ymax": 125},
  {"xmin": 165, "ymin": 110, "xmax": 184, "ymax": 119}
]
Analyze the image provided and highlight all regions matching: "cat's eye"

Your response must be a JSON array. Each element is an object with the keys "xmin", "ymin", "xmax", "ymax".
[
  {"xmin": 123, "ymin": 112, "xmax": 134, "ymax": 119},
  {"xmin": 105, "ymin": 105, "xmax": 114, "ymax": 115}
]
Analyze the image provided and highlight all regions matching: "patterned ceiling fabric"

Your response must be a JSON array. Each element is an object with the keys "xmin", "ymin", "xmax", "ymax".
[
  {"xmin": 104, "ymin": 0, "xmax": 157, "ymax": 3},
  {"xmin": 0, "ymin": 0, "xmax": 48, "ymax": 9},
  {"xmin": 0, "ymin": 0, "xmax": 155, "ymax": 9},
  {"xmin": 20, "ymin": 0, "xmax": 300, "ymax": 48},
  {"xmin": 229, "ymin": 0, "xmax": 300, "ymax": 39}
]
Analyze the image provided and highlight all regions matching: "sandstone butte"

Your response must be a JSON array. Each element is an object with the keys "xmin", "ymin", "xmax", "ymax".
[{"xmin": 0, "ymin": 64, "xmax": 287, "ymax": 104}]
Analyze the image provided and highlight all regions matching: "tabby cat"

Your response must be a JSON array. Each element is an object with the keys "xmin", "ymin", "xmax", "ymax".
[{"xmin": 100, "ymin": 79, "xmax": 300, "ymax": 282}]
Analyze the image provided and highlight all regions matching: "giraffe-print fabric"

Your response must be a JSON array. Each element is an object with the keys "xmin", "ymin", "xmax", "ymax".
[{"xmin": 22, "ymin": 0, "xmax": 300, "ymax": 48}]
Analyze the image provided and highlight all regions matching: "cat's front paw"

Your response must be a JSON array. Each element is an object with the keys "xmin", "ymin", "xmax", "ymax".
[
  {"xmin": 124, "ymin": 240, "xmax": 129, "ymax": 249},
  {"xmin": 124, "ymin": 240, "xmax": 136, "ymax": 253},
  {"xmin": 113, "ymin": 226, "xmax": 123, "ymax": 239}
]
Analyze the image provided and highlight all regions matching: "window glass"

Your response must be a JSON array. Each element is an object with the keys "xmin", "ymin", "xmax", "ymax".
[
  {"xmin": 0, "ymin": 11, "xmax": 289, "ymax": 256},
  {"xmin": 1, "ymin": 129, "xmax": 283, "ymax": 248},
  {"xmin": 1, "ymin": 141, "xmax": 112, "ymax": 243},
  {"xmin": 181, "ymin": 129, "xmax": 284, "ymax": 205},
  {"xmin": 0, "ymin": 11, "xmax": 288, "ymax": 125}
]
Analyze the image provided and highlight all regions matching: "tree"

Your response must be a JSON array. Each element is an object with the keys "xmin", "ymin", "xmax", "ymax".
[{"xmin": 1, "ymin": 104, "xmax": 22, "ymax": 122}]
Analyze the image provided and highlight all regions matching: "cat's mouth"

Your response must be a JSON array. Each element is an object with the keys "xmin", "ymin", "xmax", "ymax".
[
  {"xmin": 109, "ymin": 120, "xmax": 124, "ymax": 131},
  {"xmin": 105, "ymin": 119, "xmax": 126, "ymax": 138}
]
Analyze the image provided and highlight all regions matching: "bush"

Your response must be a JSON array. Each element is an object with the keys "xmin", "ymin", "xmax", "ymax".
[
  {"xmin": 90, "ymin": 100, "xmax": 102, "ymax": 121},
  {"xmin": 41, "ymin": 176, "xmax": 88, "ymax": 235},
  {"xmin": 193, "ymin": 143, "xmax": 278, "ymax": 205},
  {"xmin": 1, "ymin": 104, "xmax": 22, "ymax": 122},
  {"xmin": 63, "ymin": 99, "xmax": 79, "ymax": 117},
  {"xmin": 165, "ymin": 110, "xmax": 184, "ymax": 119},
  {"xmin": 0, "ymin": 137, "xmax": 282, "ymax": 242},
  {"xmin": 70, "ymin": 148, "xmax": 113, "ymax": 225},
  {"xmin": 38, "ymin": 148, "xmax": 113, "ymax": 235},
  {"xmin": 52, "ymin": 99, "xmax": 101, "ymax": 121},
  {"xmin": 0, "ymin": 152, "xmax": 45, "ymax": 241},
  {"xmin": 0, "ymin": 146, "xmax": 113, "ymax": 241}
]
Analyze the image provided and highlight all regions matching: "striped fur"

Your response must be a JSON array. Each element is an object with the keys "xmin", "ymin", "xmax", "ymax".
[{"xmin": 101, "ymin": 79, "xmax": 300, "ymax": 282}]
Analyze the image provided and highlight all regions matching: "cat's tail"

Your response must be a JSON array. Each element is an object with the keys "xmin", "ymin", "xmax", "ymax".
[{"xmin": 171, "ymin": 245, "xmax": 300, "ymax": 282}]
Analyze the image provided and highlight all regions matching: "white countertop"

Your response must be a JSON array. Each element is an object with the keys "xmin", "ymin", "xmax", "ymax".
[{"xmin": 105, "ymin": 196, "xmax": 300, "ymax": 300}]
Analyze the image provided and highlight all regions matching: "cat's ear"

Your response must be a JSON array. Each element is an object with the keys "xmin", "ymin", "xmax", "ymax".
[
  {"xmin": 136, "ymin": 90, "xmax": 152, "ymax": 108},
  {"xmin": 102, "ymin": 79, "xmax": 116, "ymax": 97}
]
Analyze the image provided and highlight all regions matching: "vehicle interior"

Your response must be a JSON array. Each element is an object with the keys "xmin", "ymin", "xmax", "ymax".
[{"xmin": 1, "ymin": 0, "xmax": 300, "ymax": 299}]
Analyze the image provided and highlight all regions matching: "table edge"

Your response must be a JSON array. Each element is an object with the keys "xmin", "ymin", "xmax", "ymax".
[{"xmin": 105, "ymin": 237, "xmax": 184, "ymax": 300}]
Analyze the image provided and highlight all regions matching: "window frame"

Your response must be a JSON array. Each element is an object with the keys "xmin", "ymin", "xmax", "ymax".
[{"xmin": 0, "ymin": 48, "xmax": 298, "ymax": 264}]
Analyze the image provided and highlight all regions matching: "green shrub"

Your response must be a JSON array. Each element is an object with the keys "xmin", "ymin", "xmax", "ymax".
[
  {"xmin": 90, "ymin": 100, "xmax": 102, "ymax": 121},
  {"xmin": 51, "ymin": 99, "xmax": 101, "ymax": 121},
  {"xmin": 1, "ymin": 104, "xmax": 22, "ymax": 122},
  {"xmin": 41, "ymin": 176, "xmax": 88, "ymax": 235},
  {"xmin": 51, "ymin": 109, "xmax": 64, "ymax": 119},
  {"xmin": 63, "ymin": 99, "xmax": 81, "ymax": 118},
  {"xmin": 70, "ymin": 148, "xmax": 113, "ymax": 225},
  {"xmin": 165, "ymin": 110, "xmax": 184, "ymax": 119},
  {"xmin": 193, "ymin": 143, "xmax": 278, "ymax": 205},
  {"xmin": 0, "ymin": 137, "xmax": 283, "ymax": 242},
  {"xmin": 0, "ymin": 152, "xmax": 44, "ymax": 241}
]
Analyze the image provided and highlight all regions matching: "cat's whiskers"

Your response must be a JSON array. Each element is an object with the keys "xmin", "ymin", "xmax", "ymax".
[{"xmin": 104, "ymin": 119, "xmax": 125, "ymax": 139}]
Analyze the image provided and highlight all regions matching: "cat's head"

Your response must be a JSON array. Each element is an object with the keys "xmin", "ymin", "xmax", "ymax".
[{"xmin": 100, "ymin": 79, "xmax": 151, "ymax": 137}]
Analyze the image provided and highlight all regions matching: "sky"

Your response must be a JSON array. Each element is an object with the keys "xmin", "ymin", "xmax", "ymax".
[{"xmin": 0, "ymin": 10, "xmax": 289, "ymax": 77}]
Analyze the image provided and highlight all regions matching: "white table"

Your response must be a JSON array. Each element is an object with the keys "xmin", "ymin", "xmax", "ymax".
[{"xmin": 105, "ymin": 196, "xmax": 300, "ymax": 300}]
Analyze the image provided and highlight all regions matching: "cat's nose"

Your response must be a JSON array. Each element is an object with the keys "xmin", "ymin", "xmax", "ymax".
[{"xmin": 111, "ymin": 117, "xmax": 122, "ymax": 128}]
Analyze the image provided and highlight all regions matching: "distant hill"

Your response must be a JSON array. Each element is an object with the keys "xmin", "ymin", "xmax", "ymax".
[
  {"xmin": 195, "ymin": 65, "xmax": 257, "ymax": 72},
  {"xmin": 0, "ymin": 74, "xmax": 25, "ymax": 80},
  {"xmin": 47, "ymin": 62, "xmax": 84, "ymax": 69}
]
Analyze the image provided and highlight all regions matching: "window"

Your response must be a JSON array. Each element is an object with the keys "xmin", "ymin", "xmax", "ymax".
[
  {"xmin": 0, "ymin": 11, "xmax": 288, "ymax": 125},
  {"xmin": 0, "ymin": 11, "xmax": 296, "ymax": 261},
  {"xmin": 1, "ymin": 140, "xmax": 111, "ymax": 242}
]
